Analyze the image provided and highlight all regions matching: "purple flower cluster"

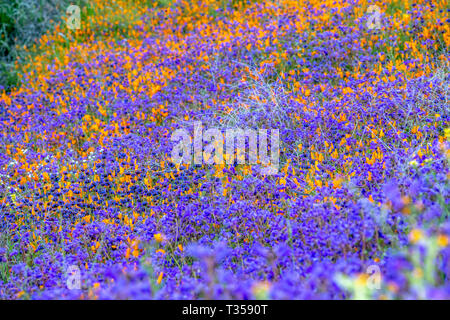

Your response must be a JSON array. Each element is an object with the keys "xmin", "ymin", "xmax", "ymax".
[{"xmin": 0, "ymin": 0, "xmax": 449, "ymax": 299}]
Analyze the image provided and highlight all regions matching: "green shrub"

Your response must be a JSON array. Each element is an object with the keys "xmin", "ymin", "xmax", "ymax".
[{"xmin": 0, "ymin": 0, "xmax": 86, "ymax": 91}]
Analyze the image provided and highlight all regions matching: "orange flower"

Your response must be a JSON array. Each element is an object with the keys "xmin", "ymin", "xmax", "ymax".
[
  {"xmin": 157, "ymin": 272, "xmax": 164, "ymax": 285},
  {"xmin": 437, "ymin": 235, "xmax": 449, "ymax": 247},
  {"xmin": 154, "ymin": 233, "xmax": 163, "ymax": 243}
]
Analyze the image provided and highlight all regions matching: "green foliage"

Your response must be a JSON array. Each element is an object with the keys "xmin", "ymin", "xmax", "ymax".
[{"xmin": 0, "ymin": 0, "xmax": 87, "ymax": 92}]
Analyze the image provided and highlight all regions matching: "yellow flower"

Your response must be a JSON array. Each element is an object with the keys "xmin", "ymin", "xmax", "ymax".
[
  {"xmin": 355, "ymin": 273, "xmax": 369, "ymax": 287},
  {"xmin": 437, "ymin": 235, "xmax": 449, "ymax": 247},
  {"xmin": 445, "ymin": 128, "xmax": 450, "ymax": 140},
  {"xmin": 10, "ymin": 193, "xmax": 17, "ymax": 205},
  {"xmin": 408, "ymin": 160, "xmax": 418, "ymax": 167},
  {"xmin": 409, "ymin": 229, "xmax": 423, "ymax": 244},
  {"xmin": 157, "ymin": 272, "xmax": 164, "ymax": 285},
  {"xmin": 154, "ymin": 233, "xmax": 163, "ymax": 243},
  {"xmin": 304, "ymin": 89, "xmax": 311, "ymax": 97},
  {"xmin": 402, "ymin": 14, "xmax": 410, "ymax": 24}
]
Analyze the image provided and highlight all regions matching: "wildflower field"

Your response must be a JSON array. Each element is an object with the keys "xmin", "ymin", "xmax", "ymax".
[{"xmin": 0, "ymin": 0, "xmax": 449, "ymax": 300}]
